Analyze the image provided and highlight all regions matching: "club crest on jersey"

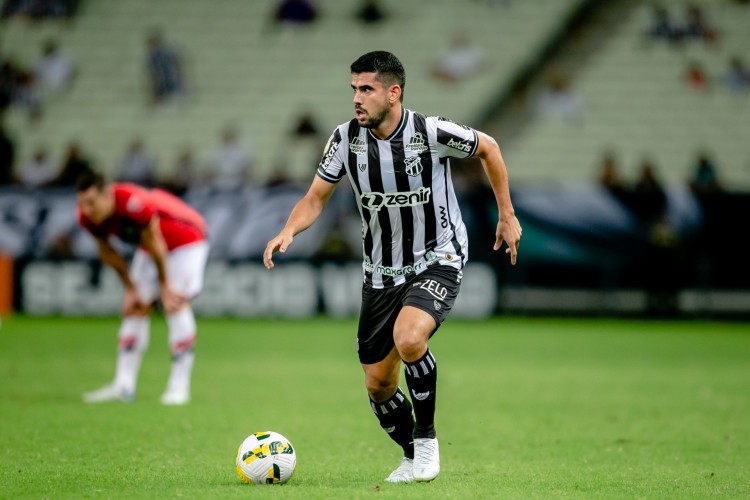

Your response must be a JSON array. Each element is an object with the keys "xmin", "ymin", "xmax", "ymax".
[
  {"xmin": 349, "ymin": 136, "xmax": 366, "ymax": 155},
  {"xmin": 126, "ymin": 196, "xmax": 143, "ymax": 213},
  {"xmin": 358, "ymin": 163, "xmax": 367, "ymax": 172},
  {"xmin": 404, "ymin": 156, "xmax": 423, "ymax": 176},
  {"xmin": 405, "ymin": 132, "xmax": 428, "ymax": 153}
]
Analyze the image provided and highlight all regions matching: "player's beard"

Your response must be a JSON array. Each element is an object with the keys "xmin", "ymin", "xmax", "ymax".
[{"xmin": 358, "ymin": 100, "xmax": 389, "ymax": 130}]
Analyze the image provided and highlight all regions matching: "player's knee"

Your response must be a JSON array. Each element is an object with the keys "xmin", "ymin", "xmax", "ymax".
[
  {"xmin": 365, "ymin": 374, "xmax": 398, "ymax": 402},
  {"xmin": 393, "ymin": 328, "xmax": 427, "ymax": 362}
]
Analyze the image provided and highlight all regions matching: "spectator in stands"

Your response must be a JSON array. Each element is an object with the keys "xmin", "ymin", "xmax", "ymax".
[
  {"xmin": 632, "ymin": 160, "xmax": 678, "ymax": 315},
  {"xmin": 208, "ymin": 126, "xmax": 253, "ymax": 190},
  {"xmin": 689, "ymin": 151, "xmax": 723, "ymax": 195},
  {"xmin": 355, "ymin": 0, "xmax": 386, "ymax": 25},
  {"xmin": 34, "ymin": 39, "xmax": 76, "ymax": 93},
  {"xmin": 0, "ymin": 55, "xmax": 42, "ymax": 120},
  {"xmin": 145, "ymin": 30, "xmax": 185, "ymax": 106},
  {"xmin": 682, "ymin": 3, "xmax": 717, "ymax": 44},
  {"xmin": 0, "ymin": 55, "xmax": 14, "ymax": 115},
  {"xmin": 536, "ymin": 72, "xmax": 584, "ymax": 123},
  {"xmin": 597, "ymin": 151, "xmax": 628, "ymax": 201},
  {"xmin": 632, "ymin": 160, "xmax": 667, "ymax": 224},
  {"xmin": 291, "ymin": 110, "xmax": 322, "ymax": 139},
  {"xmin": 684, "ymin": 61, "xmax": 710, "ymax": 92},
  {"xmin": 273, "ymin": 0, "xmax": 318, "ymax": 26},
  {"xmin": 647, "ymin": 5, "xmax": 679, "ymax": 41},
  {"xmin": 50, "ymin": 142, "xmax": 92, "ymax": 187},
  {"xmin": 431, "ymin": 34, "xmax": 487, "ymax": 84},
  {"xmin": 164, "ymin": 147, "xmax": 198, "ymax": 196},
  {"xmin": 19, "ymin": 147, "xmax": 56, "ymax": 188},
  {"xmin": 1, "ymin": 0, "xmax": 77, "ymax": 20},
  {"xmin": 116, "ymin": 139, "xmax": 156, "ymax": 187},
  {"xmin": 0, "ymin": 124, "xmax": 15, "ymax": 185},
  {"xmin": 724, "ymin": 56, "xmax": 750, "ymax": 93}
]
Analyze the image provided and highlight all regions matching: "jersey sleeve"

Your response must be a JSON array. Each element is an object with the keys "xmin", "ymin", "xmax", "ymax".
[
  {"xmin": 316, "ymin": 128, "xmax": 346, "ymax": 183},
  {"xmin": 119, "ymin": 187, "xmax": 156, "ymax": 229},
  {"xmin": 434, "ymin": 116, "xmax": 479, "ymax": 159}
]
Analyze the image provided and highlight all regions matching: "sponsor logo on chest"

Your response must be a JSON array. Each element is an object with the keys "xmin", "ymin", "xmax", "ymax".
[
  {"xmin": 360, "ymin": 187, "xmax": 431, "ymax": 211},
  {"xmin": 349, "ymin": 136, "xmax": 367, "ymax": 155},
  {"xmin": 405, "ymin": 132, "xmax": 428, "ymax": 153}
]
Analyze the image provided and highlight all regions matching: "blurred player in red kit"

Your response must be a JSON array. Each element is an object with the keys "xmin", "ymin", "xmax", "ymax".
[{"xmin": 76, "ymin": 172, "xmax": 209, "ymax": 405}]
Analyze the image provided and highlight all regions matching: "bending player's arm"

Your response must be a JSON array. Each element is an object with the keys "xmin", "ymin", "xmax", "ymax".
[
  {"xmin": 140, "ymin": 217, "xmax": 185, "ymax": 313},
  {"xmin": 96, "ymin": 236, "xmax": 134, "ymax": 287},
  {"xmin": 263, "ymin": 176, "xmax": 337, "ymax": 269},
  {"xmin": 473, "ymin": 130, "xmax": 522, "ymax": 265},
  {"xmin": 94, "ymin": 236, "xmax": 144, "ymax": 315}
]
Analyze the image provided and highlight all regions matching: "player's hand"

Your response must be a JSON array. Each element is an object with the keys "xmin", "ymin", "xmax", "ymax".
[
  {"xmin": 263, "ymin": 231, "xmax": 294, "ymax": 270},
  {"xmin": 161, "ymin": 283, "xmax": 188, "ymax": 314},
  {"xmin": 122, "ymin": 286, "xmax": 144, "ymax": 316},
  {"xmin": 494, "ymin": 215, "xmax": 522, "ymax": 265}
]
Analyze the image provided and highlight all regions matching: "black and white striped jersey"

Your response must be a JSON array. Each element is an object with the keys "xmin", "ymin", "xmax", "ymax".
[{"xmin": 316, "ymin": 108, "xmax": 479, "ymax": 289}]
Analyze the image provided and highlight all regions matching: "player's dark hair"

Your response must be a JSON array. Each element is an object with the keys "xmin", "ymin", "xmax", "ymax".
[
  {"xmin": 75, "ymin": 171, "xmax": 107, "ymax": 192},
  {"xmin": 350, "ymin": 51, "xmax": 406, "ymax": 102}
]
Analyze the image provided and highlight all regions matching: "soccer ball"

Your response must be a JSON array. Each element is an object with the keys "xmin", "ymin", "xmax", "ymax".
[{"xmin": 235, "ymin": 431, "xmax": 296, "ymax": 485}]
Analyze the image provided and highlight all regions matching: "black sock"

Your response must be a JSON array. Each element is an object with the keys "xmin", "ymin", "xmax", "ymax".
[
  {"xmin": 370, "ymin": 387, "xmax": 415, "ymax": 459},
  {"xmin": 404, "ymin": 349, "xmax": 437, "ymax": 439}
]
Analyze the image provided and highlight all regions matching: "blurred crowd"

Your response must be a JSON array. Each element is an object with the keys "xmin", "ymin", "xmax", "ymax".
[
  {"xmin": 1, "ymin": 0, "xmax": 748, "ymax": 195},
  {"xmin": 0, "ymin": 0, "xmax": 505, "ymax": 194}
]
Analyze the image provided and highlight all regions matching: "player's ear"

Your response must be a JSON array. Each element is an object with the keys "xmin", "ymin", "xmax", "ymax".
[{"xmin": 389, "ymin": 85, "xmax": 401, "ymax": 104}]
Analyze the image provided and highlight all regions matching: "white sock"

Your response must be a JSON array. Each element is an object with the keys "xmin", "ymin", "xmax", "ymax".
[
  {"xmin": 165, "ymin": 307, "xmax": 196, "ymax": 394},
  {"xmin": 114, "ymin": 316, "xmax": 150, "ymax": 393}
]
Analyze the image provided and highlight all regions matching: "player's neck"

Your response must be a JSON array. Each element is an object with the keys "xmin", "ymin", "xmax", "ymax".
[{"xmin": 371, "ymin": 104, "xmax": 403, "ymax": 140}]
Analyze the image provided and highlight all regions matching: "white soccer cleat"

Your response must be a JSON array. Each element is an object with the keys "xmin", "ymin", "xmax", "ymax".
[
  {"xmin": 413, "ymin": 437, "xmax": 440, "ymax": 482},
  {"xmin": 385, "ymin": 457, "xmax": 414, "ymax": 483},
  {"xmin": 160, "ymin": 389, "xmax": 190, "ymax": 406},
  {"xmin": 82, "ymin": 384, "xmax": 135, "ymax": 404}
]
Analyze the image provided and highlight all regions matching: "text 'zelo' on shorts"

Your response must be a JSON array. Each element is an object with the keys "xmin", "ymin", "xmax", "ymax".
[{"xmin": 357, "ymin": 265, "xmax": 462, "ymax": 365}]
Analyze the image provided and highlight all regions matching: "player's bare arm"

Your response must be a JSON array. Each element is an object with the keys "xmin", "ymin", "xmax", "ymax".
[
  {"xmin": 473, "ymin": 130, "xmax": 522, "ymax": 265},
  {"xmin": 140, "ymin": 217, "xmax": 186, "ymax": 313},
  {"xmin": 263, "ymin": 176, "xmax": 337, "ymax": 270},
  {"xmin": 94, "ymin": 236, "xmax": 145, "ymax": 315}
]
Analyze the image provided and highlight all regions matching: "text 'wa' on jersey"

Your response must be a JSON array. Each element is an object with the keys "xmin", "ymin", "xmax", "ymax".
[
  {"xmin": 78, "ymin": 183, "xmax": 207, "ymax": 251},
  {"xmin": 316, "ymin": 108, "xmax": 478, "ymax": 289}
]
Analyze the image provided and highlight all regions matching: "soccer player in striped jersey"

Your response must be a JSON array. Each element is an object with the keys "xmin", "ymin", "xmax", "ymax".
[
  {"xmin": 264, "ymin": 51, "xmax": 521, "ymax": 482},
  {"xmin": 76, "ymin": 172, "xmax": 209, "ymax": 405}
]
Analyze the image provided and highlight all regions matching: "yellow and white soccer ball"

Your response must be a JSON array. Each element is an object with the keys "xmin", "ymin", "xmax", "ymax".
[{"xmin": 236, "ymin": 431, "xmax": 296, "ymax": 485}]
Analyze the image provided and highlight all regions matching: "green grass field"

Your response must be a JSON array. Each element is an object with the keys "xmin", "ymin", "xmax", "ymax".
[{"xmin": 1, "ymin": 315, "xmax": 748, "ymax": 499}]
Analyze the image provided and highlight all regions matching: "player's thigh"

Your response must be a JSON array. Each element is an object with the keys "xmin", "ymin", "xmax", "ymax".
[
  {"xmin": 165, "ymin": 241, "xmax": 210, "ymax": 298},
  {"xmin": 401, "ymin": 265, "xmax": 462, "ymax": 336},
  {"xmin": 129, "ymin": 249, "xmax": 159, "ymax": 305},
  {"xmin": 393, "ymin": 305, "xmax": 437, "ymax": 349},
  {"xmin": 357, "ymin": 284, "xmax": 402, "ymax": 365}
]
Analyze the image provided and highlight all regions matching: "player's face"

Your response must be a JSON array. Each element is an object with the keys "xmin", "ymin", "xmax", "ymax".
[
  {"xmin": 351, "ymin": 72, "xmax": 390, "ymax": 130},
  {"xmin": 78, "ymin": 186, "xmax": 113, "ymax": 224}
]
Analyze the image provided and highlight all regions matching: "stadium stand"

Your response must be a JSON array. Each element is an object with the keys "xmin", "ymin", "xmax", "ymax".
[
  {"xmin": 504, "ymin": 0, "xmax": 750, "ymax": 189},
  {"xmin": 1, "ymin": 0, "xmax": 585, "ymax": 182}
]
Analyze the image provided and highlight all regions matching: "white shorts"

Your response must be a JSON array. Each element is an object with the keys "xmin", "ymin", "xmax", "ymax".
[{"xmin": 129, "ymin": 241, "xmax": 210, "ymax": 305}]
